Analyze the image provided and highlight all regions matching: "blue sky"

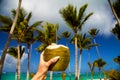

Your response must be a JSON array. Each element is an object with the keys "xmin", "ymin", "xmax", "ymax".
[{"xmin": 0, "ymin": 0, "xmax": 120, "ymax": 74}]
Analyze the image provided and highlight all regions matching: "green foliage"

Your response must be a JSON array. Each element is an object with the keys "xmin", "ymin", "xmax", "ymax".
[
  {"xmin": 61, "ymin": 72, "xmax": 66, "ymax": 80},
  {"xmin": 0, "ymin": 15, "xmax": 12, "ymax": 32},
  {"xmin": 104, "ymin": 69, "xmax": 120, "ymax": 80},
  {"xmin": 113, "ymin": 56, "xmax": 120, "ymax": 65},
  {"xmin": 113, "ymin": 0, "xmax": 120, "ymax": 18},
  {"xmin": 61, "ymin": 31, "xmax": 71, "ymax": 39},
  {"xmin": 71, "ymin": 33, "xmax": 97, "ymax": 50},
  {"xmin": 93, "ymin": 58, "xmax": 106, "ymax": 70},
  {"xmin": 78, "ymin": 4, "xmax": 88, "ymax": 20},
  {"xmin": 11, "ymin": 8, "xmax": 27, "ymax": 23},
  {"xmin": 89, "ymin": 28, "xmax": 99, "ymax": 38},
  {"xmin": 112, "ymin": 23, "xmax": 120, "ymax": 40},
  {"xmin": 36, "ymin": 22, "xmax": 60, "ymax": 52},
  {"xmin": 7, "ymin": 46, "xmax": 25, "ymax": 59},
  {"xmin": 29, "ymin": 73, "xmax": 35, "ymax": 78},
  {"xmin": 59, "ymin": 4, "xmax": 93, "ymax": 33},
  {"xmin": 36, "ymin": 44, "xmax": 47, "ymax": 52},
  {"xmin": 60, "ymin": 4, "xmax": 78, "ymax": 29}
]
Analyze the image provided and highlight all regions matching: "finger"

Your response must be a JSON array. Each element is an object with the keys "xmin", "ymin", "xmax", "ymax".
[
  {"xmin": 47, "ymin": 56, "xmax": 60, "ymax": 66},
  {"xmin": 43, "ymin": 75, "xmax": 47, "ymax": 80},
  {"xmin": 40, "ymin": 51, "xmax": 44, "ymax": 62}
]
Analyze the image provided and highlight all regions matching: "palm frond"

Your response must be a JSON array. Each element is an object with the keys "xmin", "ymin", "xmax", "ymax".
[
  {"xmin": 62, "ymin": 31, "xmax": 71, "ymax": 38},
  {"xmin": 113, "ymin": 56, "xmax": 120, "ymax": 65},
  {"xmin": 89, "ymin": 28, "xmax": 99, "ymax": 38},
  {"xmin": 112, "ymin": 23, "xmax": 120, "ymax": 40},
  {"xmin": 37, "ymin": 43, "xmax": 47, "ymax": 52},
  {"xmin": 26, "ymin": 12, "xmax": 32, "ymax": 22},
  {"xmin": 78, "ymin": 4, "xmax": 88, "ymax": 20},
  {"xmin": 0, "ymin": 26, "xmax": 11, "ymax": 32},
  {"xmin": 79, "ymin": 12, "xmax": 93, "ymax": 30},
  {"xmin": 59, "ymin": 4, "xmax": 78, "ymax": 29},
  {"xmin": 7, "ymin": 47, "xmax": 18, "ymax": 59},
  {"xmin": 0, "ymin": 15, "xmax": 12, "ymax": 26},
  {"xmin": 113, "ymin": 0, "xmax": 120, "ymax": 18},
  {"xmin": 30, "ymin": 21, "xmax": 42, "ymax": 31}
]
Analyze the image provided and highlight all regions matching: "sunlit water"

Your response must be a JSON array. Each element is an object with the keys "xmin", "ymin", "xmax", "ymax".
[{"xmin": 1, "ymin": 72, "xmax": 105, "ymax": 80}]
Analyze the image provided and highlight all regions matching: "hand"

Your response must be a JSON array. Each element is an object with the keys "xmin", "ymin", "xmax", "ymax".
[{"xmin": 32, "ymin": 51, "xmax": 60, "ymax": 80}]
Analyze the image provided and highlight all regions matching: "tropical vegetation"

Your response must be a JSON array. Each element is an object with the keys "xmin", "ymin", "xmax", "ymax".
[
  {"xmin": 0, "ymin": 8, "xmax": 42, "ymax": 80},
  {"xmin": 60, "ymin": 4, "xmax": 93, "ymax": 80},
  {"xmin": 7, "ymin": 46, "xmax": 25, "ymax": 80},
  {"xmin": 0, "ymin": 0, "xmax": 22, "ymax": 78},
  {"xmin": 93, "ymin": 58, "xmax": 106, "ymax": 80},
  {"xmin": 0, "ymin": 0, "xmax": 120, "ymax": 80}
]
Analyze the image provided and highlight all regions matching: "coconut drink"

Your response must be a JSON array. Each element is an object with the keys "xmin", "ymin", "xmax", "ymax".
[{"xmin": 43, "ymin": 43, "xmax": 70, "ymax": 71}]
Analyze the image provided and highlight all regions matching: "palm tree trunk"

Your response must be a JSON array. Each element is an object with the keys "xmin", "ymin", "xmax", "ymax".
[
  {"xmin": 0, "ymin": 0, "xmax": 22, "ymax": 77},
  {"xmin": 93, "ymin": 39, "xmax": 101, "ymax": 58},
  {"xmin": 75, "ymin": 33, "xmax": 78, "ymax": 80},
  {"xmin": 17, "ymin": 44, "xmax": 21, "ymax": 80},
  {"xmin": 108, "ymin": 0, "xmax": 120, "ymax": 27},
  {"xmin": 15, "ymin": 68, "xmax": 17, "ymax": 80},
  {"xmin": 50, "ymin": 71, "xmax": 53, "ymax": 80},
  {"xmin": 99, "ymin": 68, "xmax": 101, "ymax": 80},
  {"xmin": 26, "ymin": 44, "xmax": 31, "ymax": 80},
  {"xmin": 91, "ymin": 73, "xmax": 93, "ymax": 80},
  {"xmin": 78, "ymin": 49, "xmax": 82, "ymax": 80},
  {"xmin": 87, "ymin": 50, "xmax": 93, "ymax": 80},
  {"xmin": 0, "ymin": 34, "xmax": 12, "ymax": 76},
  {"xmin": 66, "ymin": 39, "xmax": 71, "ymax": 80},
  {"xmin": 68, "ymin": 63, "xmax": 72, "ymax": 80}
]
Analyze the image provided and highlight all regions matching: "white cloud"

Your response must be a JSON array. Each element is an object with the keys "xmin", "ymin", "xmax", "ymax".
[
  {"xmin": 1, "ymin": 0, "xmax": 116, "ymax": 36},
  {"xmin": 83, "ymin": 9, "xmax": 115, "ymax": 35},
  {"xmin": 3, "ymin": 54, "xmax": 17, "ymax": 72},
  {"xmin": 21, "ymin": 53, "xmax": 28, "ymax": 63},
  {"xmin": 3, "ymin": 53, "xmax": 28, "ymax": 72}
]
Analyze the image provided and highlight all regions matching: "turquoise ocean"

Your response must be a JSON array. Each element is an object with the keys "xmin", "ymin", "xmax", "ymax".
[{"xmin": 1, "ymin": 72, "xmax": 105, "ymax": 80}]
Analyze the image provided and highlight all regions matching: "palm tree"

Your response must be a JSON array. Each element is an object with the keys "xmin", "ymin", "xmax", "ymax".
[
  {"xmin": 59, "ymin": 4, "xmax": 93, "ymax": 80},
  {"xmin": 61, "ymin": 71, "xmax": 66, "ymax": 80},
  {"xmin": 10, "ymin": 8, "xmax": 32, "ymax": 80},
  {"xmin": 0, "ymin": 8, "xmax": 40, "ymax": 80},
  {"xmin": 61, "ymin": 31, "xmax": 71, "ymax": 46},
  {"xmin": 71, "ymin": 33, "xmax": 97, "ymax": 79},
  {"xmin": 108, "ymin": 0, "xmax": 120, "ymax": 41},
  {"xmin": 7, "ymin": 46, "xmax": 25, "ymax": 59},
  {"xmin": 89, "ymin": 28, "xmax": 101, "ymax": 58},
  {"xmin": 7, "ymin": 46, "xmax": 25, "ymax": 80},
  {"xmin": 1, "ymin": 8, "xmax": 42, "ymax": 79},
  {"xmin": 87, "ymin": 44, "xmax": 98, "ymax": 80},
  {"xmin": 0, "ymin": 0, "xmax": 22, "ymax": 76},
  {"xmin": 113, "ymin": 0, "xmax": 120, "ymax": 18},
  {"xmin": 113, "ymin": 0, "xmax": 120, "ymax": 19},
  {"xmin": 78, "ymin": 34, "xmax": 97, "ymax": 79},
  {"xmin": 112, "ymin": 23, "xmax": 120, "ymax": 40},
  {"xmin": 93, "ymin": 58, "xmax": 106, "ymax": 80},
  {"xmin": 105, "ymin": 69, "xmax": 120, "ymax": 80},
  {"xmin": 77, "ymin": 33, "xmax": 90, "ymax": 79},
  {"xmin": 24, "ymin": 25, "xmax": 42, "ymax": 80},
  {"xmin": 88, "ymin": 62, "xmax": 95, "ymax": 80},
  {"xmin": 61, "ymin": 31, "xmax": 71, "ymax": 80},
  {"xmin": 108, "ymin": 0, "xmax": 120, "ymax": 27},
  {"xmin": 36, "ymin": 22, "xmax": 59, "ymax": 52},
  {"xmin": 36, "ymin": 22, "xmax": 59, "ymax": 80},
  {"xmin": 113, "ymin": 56, "xmax": 120, "ymax": 66},
  {"xmin": 20, "ymin": 12, "xmax": 42, "ymax": 80}
]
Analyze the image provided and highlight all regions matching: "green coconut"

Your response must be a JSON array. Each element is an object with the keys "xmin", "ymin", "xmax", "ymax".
[{"xmin": 44, "ymin": 43, "xmax": 70, "ymax": 71}]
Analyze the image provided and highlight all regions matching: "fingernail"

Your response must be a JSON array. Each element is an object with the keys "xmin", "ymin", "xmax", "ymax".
[{"xmin": 53, "ymin": 56, "xmax": 60, "ymax": 62}]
